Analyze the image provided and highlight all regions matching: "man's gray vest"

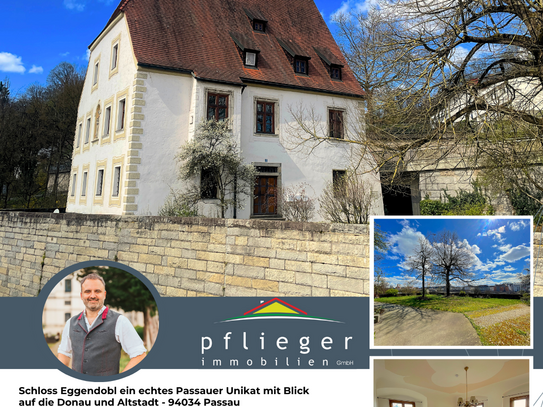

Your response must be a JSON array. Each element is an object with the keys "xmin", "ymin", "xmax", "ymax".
[{"xmin": 69, "ymin": 307, "xmax": 122, "ymax": 376}]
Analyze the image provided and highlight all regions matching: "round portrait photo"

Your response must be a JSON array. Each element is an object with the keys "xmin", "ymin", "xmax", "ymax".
[{"xmin": 42, "ymin": 264, "xmax": 159, "ymax": 377}]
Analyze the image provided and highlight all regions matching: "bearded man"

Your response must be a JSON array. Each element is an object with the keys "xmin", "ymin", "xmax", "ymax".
[{"xmin": 57, "ymin": 273, "xmax": 146, "ymax": 375}]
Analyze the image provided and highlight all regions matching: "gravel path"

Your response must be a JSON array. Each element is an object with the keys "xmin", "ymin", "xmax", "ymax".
[{"xmin": 469, "ymin": 304, "xmax": 530, "ymax": 327}]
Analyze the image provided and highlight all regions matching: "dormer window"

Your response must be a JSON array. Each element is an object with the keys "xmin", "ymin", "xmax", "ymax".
[
  {"xmin": 331, "ymin": 66, "xmax": 342, "ymax": 80},
  {"xmin": 314, "ymin": 46, "xmax": 344, "ymax": 81},
  {"xmin": 295, "ymin": 58, "xmax": 308, "ymax": 75},
  {"xmin": 253, "ymin": 20, "xmax": 266, "ymax": 32},
  {"xmin": 245, "ymin": 51, "xmax": 257, "ymax": 67},
  {"xmin": 230, "ymin": 32, "xmax": 260, "ymax": 69},
  {"xmin": 278, "ymin": 38, "xmax": 311, "ymax": 76},
  {"xmin": 244, "ymin": 8, "xmax": 268, "ymax": 33}
]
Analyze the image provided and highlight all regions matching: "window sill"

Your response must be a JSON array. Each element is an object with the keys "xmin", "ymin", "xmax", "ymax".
[
  {"xmin": 250, "ymin": 214, "xmax": 286, "ymax": 220},
  {"xmin": 91, "ymin": 138, "xmax": 99, "ymax": 144},
  {"xmin": 254, "ymin": 132, "xmax": 278, "ymax": 138}
]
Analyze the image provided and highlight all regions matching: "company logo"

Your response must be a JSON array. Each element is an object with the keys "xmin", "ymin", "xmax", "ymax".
[{"xmin": 218, "ymin": 298, "xmax": 343, "ymax": 323}]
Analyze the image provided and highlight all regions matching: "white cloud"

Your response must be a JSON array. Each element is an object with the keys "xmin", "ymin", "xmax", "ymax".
[
  {"xmin": 330, "ymin": 0, "xmax": 352, "ymax": 22},
  {"xmin": 84, "ymin": 49, "xmax": 91, "ymax": 61},
  {"xmin": 60, "ymin": 52, "xmax": 70, "ymax": 57},
  {"xmin": 510, "ymin": 220, "xmax": 529, "ymax": 231},
  {"xmin": 387, "ymin": 224, "xmax": 426, "ymax": 261},
  {"xmin": 499, "ymin": 244, "xmax": 530, "ymax": 263},
  {"xmin": 504, "ymin": 266, "xmax": 515, "ymax": 272},
  {"xmin": 479, "ymin": 226, "xmax": 506, "ymax": 243},
  {"xmin": 498, "ymin": 244, "xmax": 512, "ymax": 252},
  {"xmin": 64, "ymin": 0, "xmax": 85, "ymax": 12},
  {"xmin": 29, "ymin": 65, "xmax": 43, "ymax": 74},
  {"xmin": 0, "ymin": 52, "xmax": 25, "ymax": 73},
  {"xmin": 387, "ymin": 255, "xmax": 400, "ymax": 260}
]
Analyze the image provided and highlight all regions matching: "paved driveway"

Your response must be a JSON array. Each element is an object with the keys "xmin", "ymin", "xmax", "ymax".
[{"xmin": 374, "ymin": 304, "xmax": 481, "ymax": 346}]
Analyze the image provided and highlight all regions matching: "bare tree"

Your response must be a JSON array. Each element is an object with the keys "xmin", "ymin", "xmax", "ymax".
[
  {"xmin": 318, "ymin": 170, "xmax": 378, "ymax": 223},
  {"xmin": 278, "ymin": 182, "xmax": 316, "ymax": 222},
  {"xmin": 404, "ymin": 236, "xmax": 433, "ymax": 298},
  {"xmin": 290, "ymin": 0, "xmax": 543, "ymax": 202},
  {"xmin": 431, "ymin": 230, "xmax": 476, "ymax": 296}
]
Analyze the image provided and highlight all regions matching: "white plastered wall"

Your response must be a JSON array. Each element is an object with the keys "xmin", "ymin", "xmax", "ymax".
[{"xmin": 67, "ymin": 14, "xmax": 136, "ymax": 214}]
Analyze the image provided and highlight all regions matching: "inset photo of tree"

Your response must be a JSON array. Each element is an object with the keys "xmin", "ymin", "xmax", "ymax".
[{"xmin": 371, "ymin": 216, "xmax": 532, "ymax": 348}]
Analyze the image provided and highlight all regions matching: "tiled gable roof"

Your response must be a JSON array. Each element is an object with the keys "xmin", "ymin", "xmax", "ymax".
[{"xmin": 101, "ymin": 0, "xmax": 364, "ymax": 98}]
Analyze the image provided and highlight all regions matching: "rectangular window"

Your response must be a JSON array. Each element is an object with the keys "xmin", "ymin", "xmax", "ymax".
[
  {"xmin": 331, "ymin": 66, "xmax": 342, "ymax": 80},
  {"xmin": 253, "ymin": 20, "xmax": 265, "ymax": 32},
  {"xmin": 111, "ymin": 44, "xmax": 118, "ymax": 70},
  {"xmin": 96, "ymin": 169, "xmax": 104, "ymax": 196},
  {"xmin": 256, "ymin": 101, "xmax": 274, "ymax": 133},
  {"xmin": 64, "ymin": 279, "xmax": 72, "ymax": 292},
  {"xmin": 93, "ymin": 62, "xmax": 99, "ymax": 85},
  {"xmin": 329, "ymin": 109, "xmax": 344, "ymax": 139},
  {"xmin": 200, "ymin": 168, "xmax": 218, "ymax": 199},
  {"xmin": 85, "ymin": 118, "xmax": 91, "ymax": 144},
  {"xmin": 511, "ymin": 396, "xmax": 529, "ymax": 407},
  {"xmin": 207, "ymin": 93, "xmax": 229, "ymax": 121},
  {"xmin": 71, "ymin": 174, "xmax": 77, "ymax": 197},
  {"xmin": 64, "ymin": 300, "xmax": 71, "ymax": 306},
  {"xmin": 294, "ymin": 58, "xmax": 308, "ymax": 74},
  {"xmin": 332, "ymin": 169, "xmax": 346, "ymax": 197},
  {"xmin": 245, "ymin": 51, "xmax": 257, "ymax": 67},
  {"xmin": 81, "ymin": 172, "xmax": 87, "ymax": 196},
  {"xmin": 117, "ymin": 99, "xmax": 125, "ymax": 130},
  {"xmin": 76, "ymin": 123, "xmax": 82, "ymax": 148},
  {"xmin": 104, "ymin": 106, "xmax": 111, "ymax": 137},
  {"xmin": 389, "ymin": 401, "xmax": 415, "ymax": 407},
  {"xmin": 112, "ymin": 166, "xmax": 121, "ymax": 197}
]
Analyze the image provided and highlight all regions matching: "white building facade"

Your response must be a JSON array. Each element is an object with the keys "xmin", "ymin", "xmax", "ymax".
[{"xmin": 66, "ymin": 0, "xmax": 383, "ymax": 219}]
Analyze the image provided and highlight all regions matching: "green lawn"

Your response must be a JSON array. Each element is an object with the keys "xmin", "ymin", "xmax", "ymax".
[{"xmin": 375, "ymin": 295, "xmax": 521, "ymax": 313}]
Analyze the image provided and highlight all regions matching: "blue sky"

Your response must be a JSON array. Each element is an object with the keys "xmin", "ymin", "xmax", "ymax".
[
  {"xmin": 374, "ymin": 218, "xmax": 531, "ymax": 288},
  {"xmin": 0, "ymin": 0, "xmax": 363, "ymax": 96}
]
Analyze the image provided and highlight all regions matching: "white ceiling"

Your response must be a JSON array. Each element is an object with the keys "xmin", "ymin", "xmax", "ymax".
[{"xmin": 374, "ymin": 359, "xmax": 529, "ymax": 395}]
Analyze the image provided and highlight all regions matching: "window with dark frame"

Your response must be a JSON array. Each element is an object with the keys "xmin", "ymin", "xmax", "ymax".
[
  {"xmin": 81, "ymin": 172, "xmax": 87, "ymax": 196},
  {"xmin": 117, "ymin": 99, "xmax": 126, "ymax": 130},
  {"xmin": 245, "ymin": 51, "xmax": 257, "ymax": 67},
  {"xmin": 207, "ymin": 93, "xmax": 229, "ymax": 121},
  {"xmin": 76, "ymin": 123, "xmax": 82, "ymax": 148},
  {"xmin": 200, "ymin": 168, "xmax": 219, "ymax": 199},
  {"xmin": 256, "ymin": 101, "xmax": 274, "ymax": 134},
  {"xmin": 71, "ymin": 174, "xmax": 77, "ymax": 197},
  {"xmin": 112, "ymin": 166, "xmax": 121, "ymax": 197},
  {"xmin": 331, "ymin": 66, "xmax": 342, "ymax": 80},
  {"xmin": 253, "ymin": 20, "xmax": 265, "ymax": 32},
  {"xmin": 85, "ymin": 117, "xmax": 91, "ymax": 144},
  {"xmin": 329, "ymin": 109, "xmax": 344, "ymax": 138},
  {"xmin": 104, "ymin": 106, "xmax": 111, "ymax": 137},
  {"xmin": 294, "ymin": 58, "xmax": 308, "ymax": 74},
  {"xmin": 96, "ymin": 169, "xmax": 104, "ymax": 196},
  {"xmin": 389, "ymin": 400, "xmax": 415, "ymax": 407},
  {"xmin": 65, "ymin": 279, "xmax": 72, "ymax": 292},
  {"xmin": 93, "ymin": 62, "xmax": 99, "ymax": 85},
  {"xmin": 510, "ymin": 396, "xmax": 529, "ymax": 407},
  {"xmin": 111, "ymin": 44, "xmax": 119, "ymax": 70},
  {"xmin": 332, "ymin": 169, "xmax": 346, "ymax": 197}
]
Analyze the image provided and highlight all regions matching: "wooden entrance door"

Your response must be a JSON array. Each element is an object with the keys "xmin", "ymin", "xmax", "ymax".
[{"xmin": 253, "ymin": 176, "xmax": 277, "ymax": 215}]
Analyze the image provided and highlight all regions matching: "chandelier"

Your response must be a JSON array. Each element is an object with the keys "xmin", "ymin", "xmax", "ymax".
[{"xmin": 457, "ymin": 366, "xmax": 479, "ymax": 407}]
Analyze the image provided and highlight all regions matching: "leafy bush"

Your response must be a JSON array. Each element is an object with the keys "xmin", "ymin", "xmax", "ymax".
[
  {"xmin": 459, "ymin": 290, "xmax": 466, "ymax": 297},
  {"xmin": 521, "ymin": 292, "xmax": 530, "ymax": 305},
  {"xmin": 385, "ymin": 288, "xmax": 398, "ymax": 297},
  {"xmin": 510, "ymin": 189, "xmax": 543, "ymax": 224},
  {"xmin": 420, "ymin": 184, "xmax": 494, "ymax": 216}
]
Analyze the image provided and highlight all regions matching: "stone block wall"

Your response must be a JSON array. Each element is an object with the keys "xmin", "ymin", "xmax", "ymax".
[{"xmin": 0, "ymin": 212, "xmax": 369, "ymax": 297}]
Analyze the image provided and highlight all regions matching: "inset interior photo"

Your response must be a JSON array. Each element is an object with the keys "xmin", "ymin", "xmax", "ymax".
[
  {"xmin": 374, "ymin": 358, "xmax": 529, "ymax": 407},
  {"xmin": 42, "ymin": 265, "xmax": 159, "ymax": 376},
  {"xmin": 372, "ymin": 217, "xmax": 532, "ymax": 347}
]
